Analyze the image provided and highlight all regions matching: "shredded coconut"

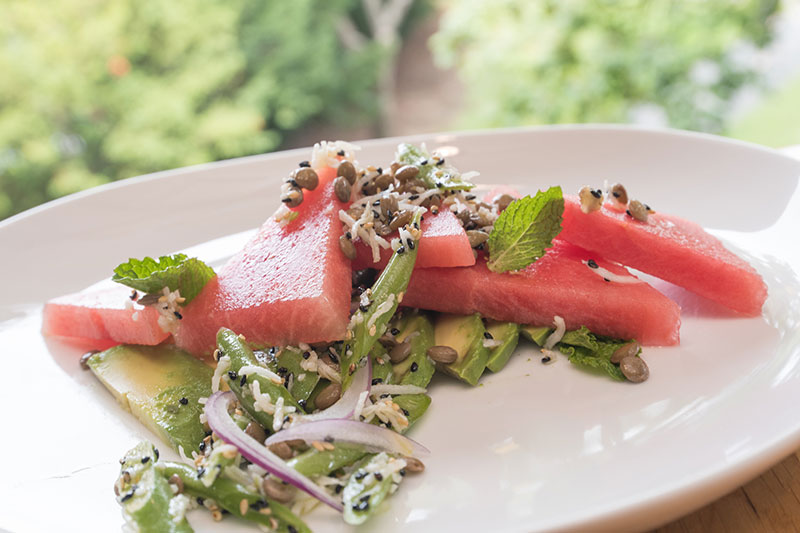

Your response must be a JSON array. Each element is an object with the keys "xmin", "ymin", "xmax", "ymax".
[
  {"xmin": 168, "ymin": 494, "xmax": 192, "ymax": 524},
  {"xmin": 353, "ymin": 391, "xmax": 369, "ymax": 421},
  {"xmin": 366, "ymin": 294, "xmax": 395, "ymax": 330},
  {"xmin": 211, "ymin": 356, "xmax": 231, "ymax": 393},
  {"xmin": 155, "ymin": 287, "xmax": 185, "ymax": 334},
  {"xmin": 483, "ymin": 338, "xmax": 504, "ymax": 348},
  {"xmin": 544, "ymin": 316, "xmax": 566, "ymax": 350},
  {"xmin": 310, "ymin": 140, "xmax": 360, "ymax": 170},
  {"xmin": 370, "ymin": 384, "xmax": 427, "ymax": 397},
  {"xmin": 582, "ymin": 260, "xmax": 643, "ymax": 284},
  {"xmin": 251, "ymin": 380, "xmax": 275, "ymax": 414},
  {"xmin": 239, "ymin": 364, "xmax": 283, "ymax": 385},
  {"xmin": 273, "ymin": 204, "xmax": 299, "ymax": 227},
  {"xmin": 359, "ymin": 396, "xmax": 409, "ymax": 429}
]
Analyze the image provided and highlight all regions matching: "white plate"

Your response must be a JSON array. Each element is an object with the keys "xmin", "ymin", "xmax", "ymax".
[{"xmin": 2, "ymin": 126, "xmax": 800, "ymax": 533}]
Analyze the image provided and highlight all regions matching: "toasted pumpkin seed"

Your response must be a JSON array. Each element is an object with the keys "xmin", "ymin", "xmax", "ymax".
[
  {"xmin": 389, "ymin": 210, "xmax": 413, "ymax": 231},
  {"xmin": 494, "ymin": 193, "xmax": 515, "ymax": 211},
  {"xmin": 339, "ymin": 234, "xmax": 357, "ymax": 260},
  {"xmin": 389, "ymin": 341, "xmax": 412, "ymax": 364},
  {"xmin": 293, "ymin": 167, "xmax": 319, "ymax": 190},
  {"xmin": 466, "ymin": 230, "xmax": 489, "ymax": 248},
  {"xmin": 578, "ymin": 186, "xmax": 603, "ymax": 213},
  {"xmin": 610, "ymin": 341, "xmax": 640, "ymax": 364},
  {"xmin": 620, "ymin": 355, "xmax": 649, "ymax": 383},
  {"xmin": 244, "ymin": 421, "xmax": 266, "ymax": 444},
  {"xmin": 395, "ymin": 165, "xmax": 420, "ymax": 183},
  {"xmin": 262, "ymin": 478, "xmax": 294, "ymax": 503},
  {"xmin": 427, "ymin": 345, "xmax": 458, "ymax": 364},
  {"xmin": 268, "ymin": 441, "xmax": 294, "ymax": 460},
  {"xmin": 334, "ymin": 176, "xmax": 352, "ymax": 203},
  {"xmin": 337, "ymin": 160, "xmax": 357, "ymax": 184},
  {"xmin": 315, "ymin": 382, "xmax": 342, "ymax": 410}
]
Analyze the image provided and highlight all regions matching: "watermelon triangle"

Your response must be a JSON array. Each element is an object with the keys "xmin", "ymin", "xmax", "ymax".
[
  {"xmin": 402, "ymin": 241, "xmax": 681, "ymax": 346},
  {"xmin": 559, "ymin": 196, "xmax": 767, "ymax": 316},
  {"xmin": 174, "ymin": 168, "xmax": 352, "ymax": 355}
]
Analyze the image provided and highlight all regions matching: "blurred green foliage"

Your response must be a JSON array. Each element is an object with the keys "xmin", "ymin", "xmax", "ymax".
[
  {"xmin": 431, "ymin": 0, "xmax": 779, "ymax": 133},
  {"xmin": 0, "ymin": 0, "xmax": 387, "ymax": 219}
]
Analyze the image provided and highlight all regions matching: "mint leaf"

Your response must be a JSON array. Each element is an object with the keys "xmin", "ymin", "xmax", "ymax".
[
  {"xmin": 395, "ymin": 143, "xmax": 475, "ymax": 191},
  {"xmin": 556, "ymin": 329, "xmax": 640, "ymax": 382},
  {"xmin": 486, "ymin": 187, "xmax": 564, "ymax": 273},
  {"xmin": 112, "ymin": 254, "xmax": 215, "ymax": 303},
  {"xmin": 559, "ymin": 326, "xmax": 599, "ymax": 351}
]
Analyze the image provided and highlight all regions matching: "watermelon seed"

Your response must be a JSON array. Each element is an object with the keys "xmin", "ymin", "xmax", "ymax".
[{"xmin": 611, "ymin": 341, "xmax": 640, "ymax": 364}]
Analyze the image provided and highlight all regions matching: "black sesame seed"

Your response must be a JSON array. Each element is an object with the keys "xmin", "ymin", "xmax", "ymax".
[
  {"xmin": 399, "ymin": 469, "xmax": 406, "ymax": 476},
  {"xmin": 199, "ymin": 442, "xmax": 206, "ymax": 451},
  {"xmin": 299, "ymin": 160, "xmax": 310, "ymax": 167},
  {"xmin": 302, "ymin": 351, "xmax": 310, "ymax": 359},
  {"xmin": 645, "ymin": 204, "xmax": 652, "ymax": 211},
  {"xmin": 240, "ymin": 374, "xmax": 247, "ymax": 386},
  {"xmin": 120, "ymin": 491, "xmax": 134, "ymax": 502},
  {"xmin": 587, "ymin": 259, "xmax": 599, "ymax": 269},
  {"xmin": 380, "ymin": 393, "xmax": 390, "ymax": 398},
  {"xmin": 372, "ymin": 378, "xmax": 383, "ymax": 385},
  {"xmin": 281, "ymin": 197, "xmax": 293, "ymax": 204},
  {"xmin": 483, "ymin": 331, "xmax": 493, "ymax": 340},
  {"xmin": 324, "ymin": 435, "xmax": 334, "ymax": 443},
  {"xmin": 129, "ymin": 290, "xmax": 138, "ymax": 301},
  {"xmin": 402, "ymin": 408, "xmax": 409, "ymax": 416},
  {"xmin": 359, "ymin": 303, "xmax": 370, "ymax": 312},
  {"xmin": 141, "ymin": 456, "xmax": 150, "ymax": 464},
  {"xmin": 154, "ymin": 448, "xmax": 159, "ymax": 461},
  {"xmin": 436, "ymin": 181, "xmax": 443, "ymax": 188},
  {"xmin": 196, "ymin": 496, "xmax": 205, "ymax": 505},
  {"xmin": 288, "ymin": 526, "xmax": 298, "ymax": 533},
  {"xmin": 374, "ymin": 472, "xmax": 383, "ymax": 481},
  {"xmin": 409, "ymin": 194, "xmax": 419, "ymax": 200},
  {"xmin": 250, "ymin": 500, "xmax": 268, "ymax": 510},
  {"xmin": 437, "ymin": 158, "xmax": 445, "ymax": 166},
  {"xmin": 390, "ymin": 328, "xmax": 400, "ymax": 336},
  {"xmin": 626, "ymin": 209, "xmax": 632, "ymax": 217},
  {"xmin": 590, "ymin": 189, "xmax": 602, "ymax": 199},
  {"xmin": 289, "ymin": 178, "xmax": 299, "ymax": 188},
  {"xmin": 277, "ymin": 367, "xmax": 288, "ymax": 376},
  {"xmin": 337, "ymin": 149, "xmax": 346, "ymax": 156},
  {"xmin": 298, "ymin": 399, "xmax": 307, "ymax": 409},
  {"xmin": 283, "ymin": 415, "xmax": 290, "ymax": 423},
  {"xmin": 227, "ymin": 370, "xmax": 238, "ymax": 381},
  {"xmin": 386, "ymin": 421, "xmax": 393, "ymax": 429},
  {"xmin": 355, "ymin": 472, "xmax": 367, "ymax": 481},
  {"xmin": 197, "ymin": 467, "xmax": 206, "ymax": 478},
  {"xmin": 612, "ymin": 191, "xmax": 621, "ymax": 198},
  {"xmin": 335, "ymin": 484, "xmax": 344, "ymax": 494},
  {"xmin": 372, "ymin": 209, "xmax": 380, "ymax": 219},
  {"xmin": 360, "ymin": 494, "xmax": 371, "ymax": 502},
  {"xmin": 372, "ymin": 200, "xmax": 381, "ymax": 206},
  {"xmin": 345, "ymin": 231, "xmax": 352, "ymax": 240},
  {"xmin": 420, "ymin": 159, "xmax": 428, "ymax": 166},
  {"xmin": 179, "ymin": 397, "xmax": 188, "ymax": 405},
  {"xmin": 603, "ymin": 278, "xmax": 611, "ymax": 282},
  {"xmin": 541, "ymin": 356, "xmax": 551, "ymax": 363},
  {"xmin": 397, "ymin": 246, "xmax": 406, "ymax": 255},
  {"xmin": 173, "ymin": 310, "xmax": 183, "ymax": 319},
  {"xmin": 410, "ymin": 362, "xmax": 419, "ymax": 372},
  {"xmin": 465, "ymin": 194, "xmax": 476, "ymax": 201}
]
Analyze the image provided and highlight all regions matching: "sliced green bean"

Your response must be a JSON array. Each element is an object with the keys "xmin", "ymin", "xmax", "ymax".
[
  {"xmin": 392, "ymin": 312, "xmax": 435, "ymax": 387},
  {"xmin": 275, "ymin": 347, "xmax": 321, "ymax": 404},
  {"xmin": 342, "ymin": 453, "xmax": 405, "ymax": 525},
  {"xmin": 340, "ymin": 211, "xmax": 423, "ymax": 389},
  {"xmin": 159, "ymin": 462, "xmax": 310, "ymax": 533},
  {"xmin": 370, "ymin": 343, "xmax": 393, "ymax": 384},
  {"xmin": 217, "ymin": 328, "xmax": 302, "ymax": 432},
  {"xmin": 116, "ymin": 442, "xmax": 193, "ymax": 533},
  {"xmin": 286, "ymin": 444, "xmax": 366, "ymax": 478}
]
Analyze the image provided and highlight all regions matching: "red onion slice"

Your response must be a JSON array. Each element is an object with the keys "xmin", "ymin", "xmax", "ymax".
[
  {"xmin": 302, "ymin": 355, "xmax": 372, "ymax": 422},
  {"xmin": 265, "ymin": 419, "xmax": 430, "ymax": 458},
  {"xmin": 204, "ymin": 391, "xmax": 343, "ymax": 512}
]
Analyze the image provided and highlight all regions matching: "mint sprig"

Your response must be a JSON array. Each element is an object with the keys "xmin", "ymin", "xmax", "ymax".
[
  {"xmin": 395, "ymin": 143, "xmax": 475, "ymax": 191},
  {"xmin": 112, "ymin": 254, "xmax": 215, "ymax": 304},
  {"xmin": 486, "ymin": 186, "xmax": 564, "ymax": 273}
]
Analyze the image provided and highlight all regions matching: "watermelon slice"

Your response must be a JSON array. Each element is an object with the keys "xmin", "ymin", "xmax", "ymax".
[
  {"xmin": 402, "ymin": 241, "xmax": 681, "ymax": 346},
  {"xmin": 42, "ymin": 285, "xmax": 169, "ymax": 346},
  {"xmin": 174, "ymin": 167, "xmax": 351, "ymax": 356},
  {"xmin": 352, "ymin": 210, "xmax": 475, "ymax": 270},
  {"xmin": 559, "ymin": 196, "xmax": 767, "ymax": 316}
]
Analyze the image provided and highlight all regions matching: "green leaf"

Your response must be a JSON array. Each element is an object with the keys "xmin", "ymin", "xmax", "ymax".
[
  {"xmin": 486, "ymin": 187, "xmax": 564, "ymax": 273},
  {"xmin": 395, "ymin": 143, "xmax": 475, "ymax": 191},
  {"xmin": 559, "ymin": 326, "xmax": 599, "ymax": 351},
  {"xmin": 112, "ymin": 254, "xmax": 215, "ymax": 304},
  {"xmin": 557, "ymin": 330, "xmax": 640, "ymax": 382}
]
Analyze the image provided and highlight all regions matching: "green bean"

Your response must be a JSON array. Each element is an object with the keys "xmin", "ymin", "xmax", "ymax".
[
  {"xmin": 340, "ymin": 211, "xmax": 422, "ymax": 389},
  {"xmin": 370, "ymin": 342, "xmax": 394, "ymax": 384},
  {"xmin": 217, "ymin": 328, "xmax": 302, "ymax": 432},
  {"xmin": 286, "ymin": 444, "xmax": 366, "ymax": 478},
  {"xmin": 391, "ymin": 312, "xmax": 436, "ymax": 387},
  {"xmin": 116, "ymin": 442, "xmax": 193, "ymax": 533},
  {"xmin": 159, "ymin": 462, "xmax": 310, "ymax": 533},
  {"xmin": 342, "ymin": 453, "xmax": 404, "ymax": 525}
]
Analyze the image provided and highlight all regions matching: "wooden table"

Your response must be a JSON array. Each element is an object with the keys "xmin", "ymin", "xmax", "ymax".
[{"xmin": 653, "ymin": 145, "xmax": 800, "ymax": 533}]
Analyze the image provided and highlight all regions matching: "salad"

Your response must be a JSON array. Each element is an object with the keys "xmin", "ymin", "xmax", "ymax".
[{"xmin": 43, "ymin": 140, "xmax": 766, "ymax": 532}]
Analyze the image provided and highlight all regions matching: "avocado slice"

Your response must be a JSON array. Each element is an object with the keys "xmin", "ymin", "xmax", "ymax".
[
  {"xmin": 433, "ymin": 313, "xmax": 489, "ymax": 386},
  {"xmin": 485, "ymin": 321, "xmax": 521, "ymax": 373},
  {"xmin": 87, "ymin": 345, "xmax": 212, "ymax": 454},
  {"xmin": 520, "ymin": 325, "xmax": 552, "ymax": 346}
]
